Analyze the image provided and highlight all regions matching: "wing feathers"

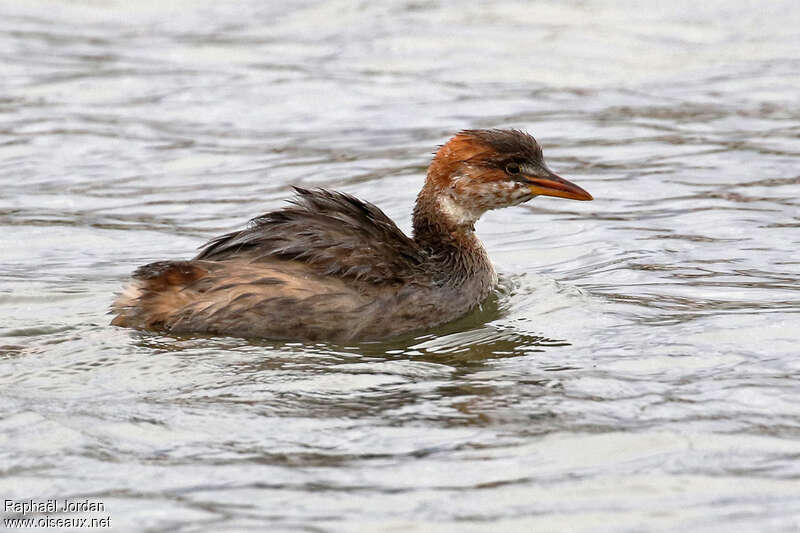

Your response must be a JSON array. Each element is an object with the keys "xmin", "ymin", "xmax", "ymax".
[{"xmin": 195, "ymin": 188, "xmax": 424, "ymax": 284}]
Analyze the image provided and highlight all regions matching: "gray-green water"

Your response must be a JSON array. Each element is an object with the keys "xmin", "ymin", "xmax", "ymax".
[{"xmin": 2, "ymin": 1, "xmax": 800, "ymax": 531}]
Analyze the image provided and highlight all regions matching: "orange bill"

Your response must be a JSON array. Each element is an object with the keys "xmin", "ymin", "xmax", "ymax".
[{"xmin": 526, "ymin": 169, "xmax": 593, "ymax": 201}]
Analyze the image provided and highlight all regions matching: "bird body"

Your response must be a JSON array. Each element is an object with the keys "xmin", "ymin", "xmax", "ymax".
[{"xmin": 111, "ymin": 129, "xmax": 592, "ymax": 341}]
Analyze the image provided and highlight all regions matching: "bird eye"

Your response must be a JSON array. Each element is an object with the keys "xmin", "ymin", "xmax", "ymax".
[{"xmin": 505, "ymin": 163, "xmax": 521, "ymax": 175}]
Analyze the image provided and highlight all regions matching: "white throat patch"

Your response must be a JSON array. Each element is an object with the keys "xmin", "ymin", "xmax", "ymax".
[{"xmin": 437, "ymin": 195, "xmax": 484, "ymax": 227}]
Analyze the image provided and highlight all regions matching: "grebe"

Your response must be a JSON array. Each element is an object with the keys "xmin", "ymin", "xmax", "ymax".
[{"xmin": 111, "ymin": 129, "xmax": 592, "ymax": 341}]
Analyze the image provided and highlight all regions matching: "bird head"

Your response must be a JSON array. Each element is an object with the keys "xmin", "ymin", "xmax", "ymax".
[{"xmin": 422, "ymin": 129, "xmax": 592, "ymax": 227}]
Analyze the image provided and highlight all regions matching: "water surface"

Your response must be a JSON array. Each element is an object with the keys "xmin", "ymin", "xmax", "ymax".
[{"xmin": 2, "ymin": 1, "xmax": 800, "ymax": 531}]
